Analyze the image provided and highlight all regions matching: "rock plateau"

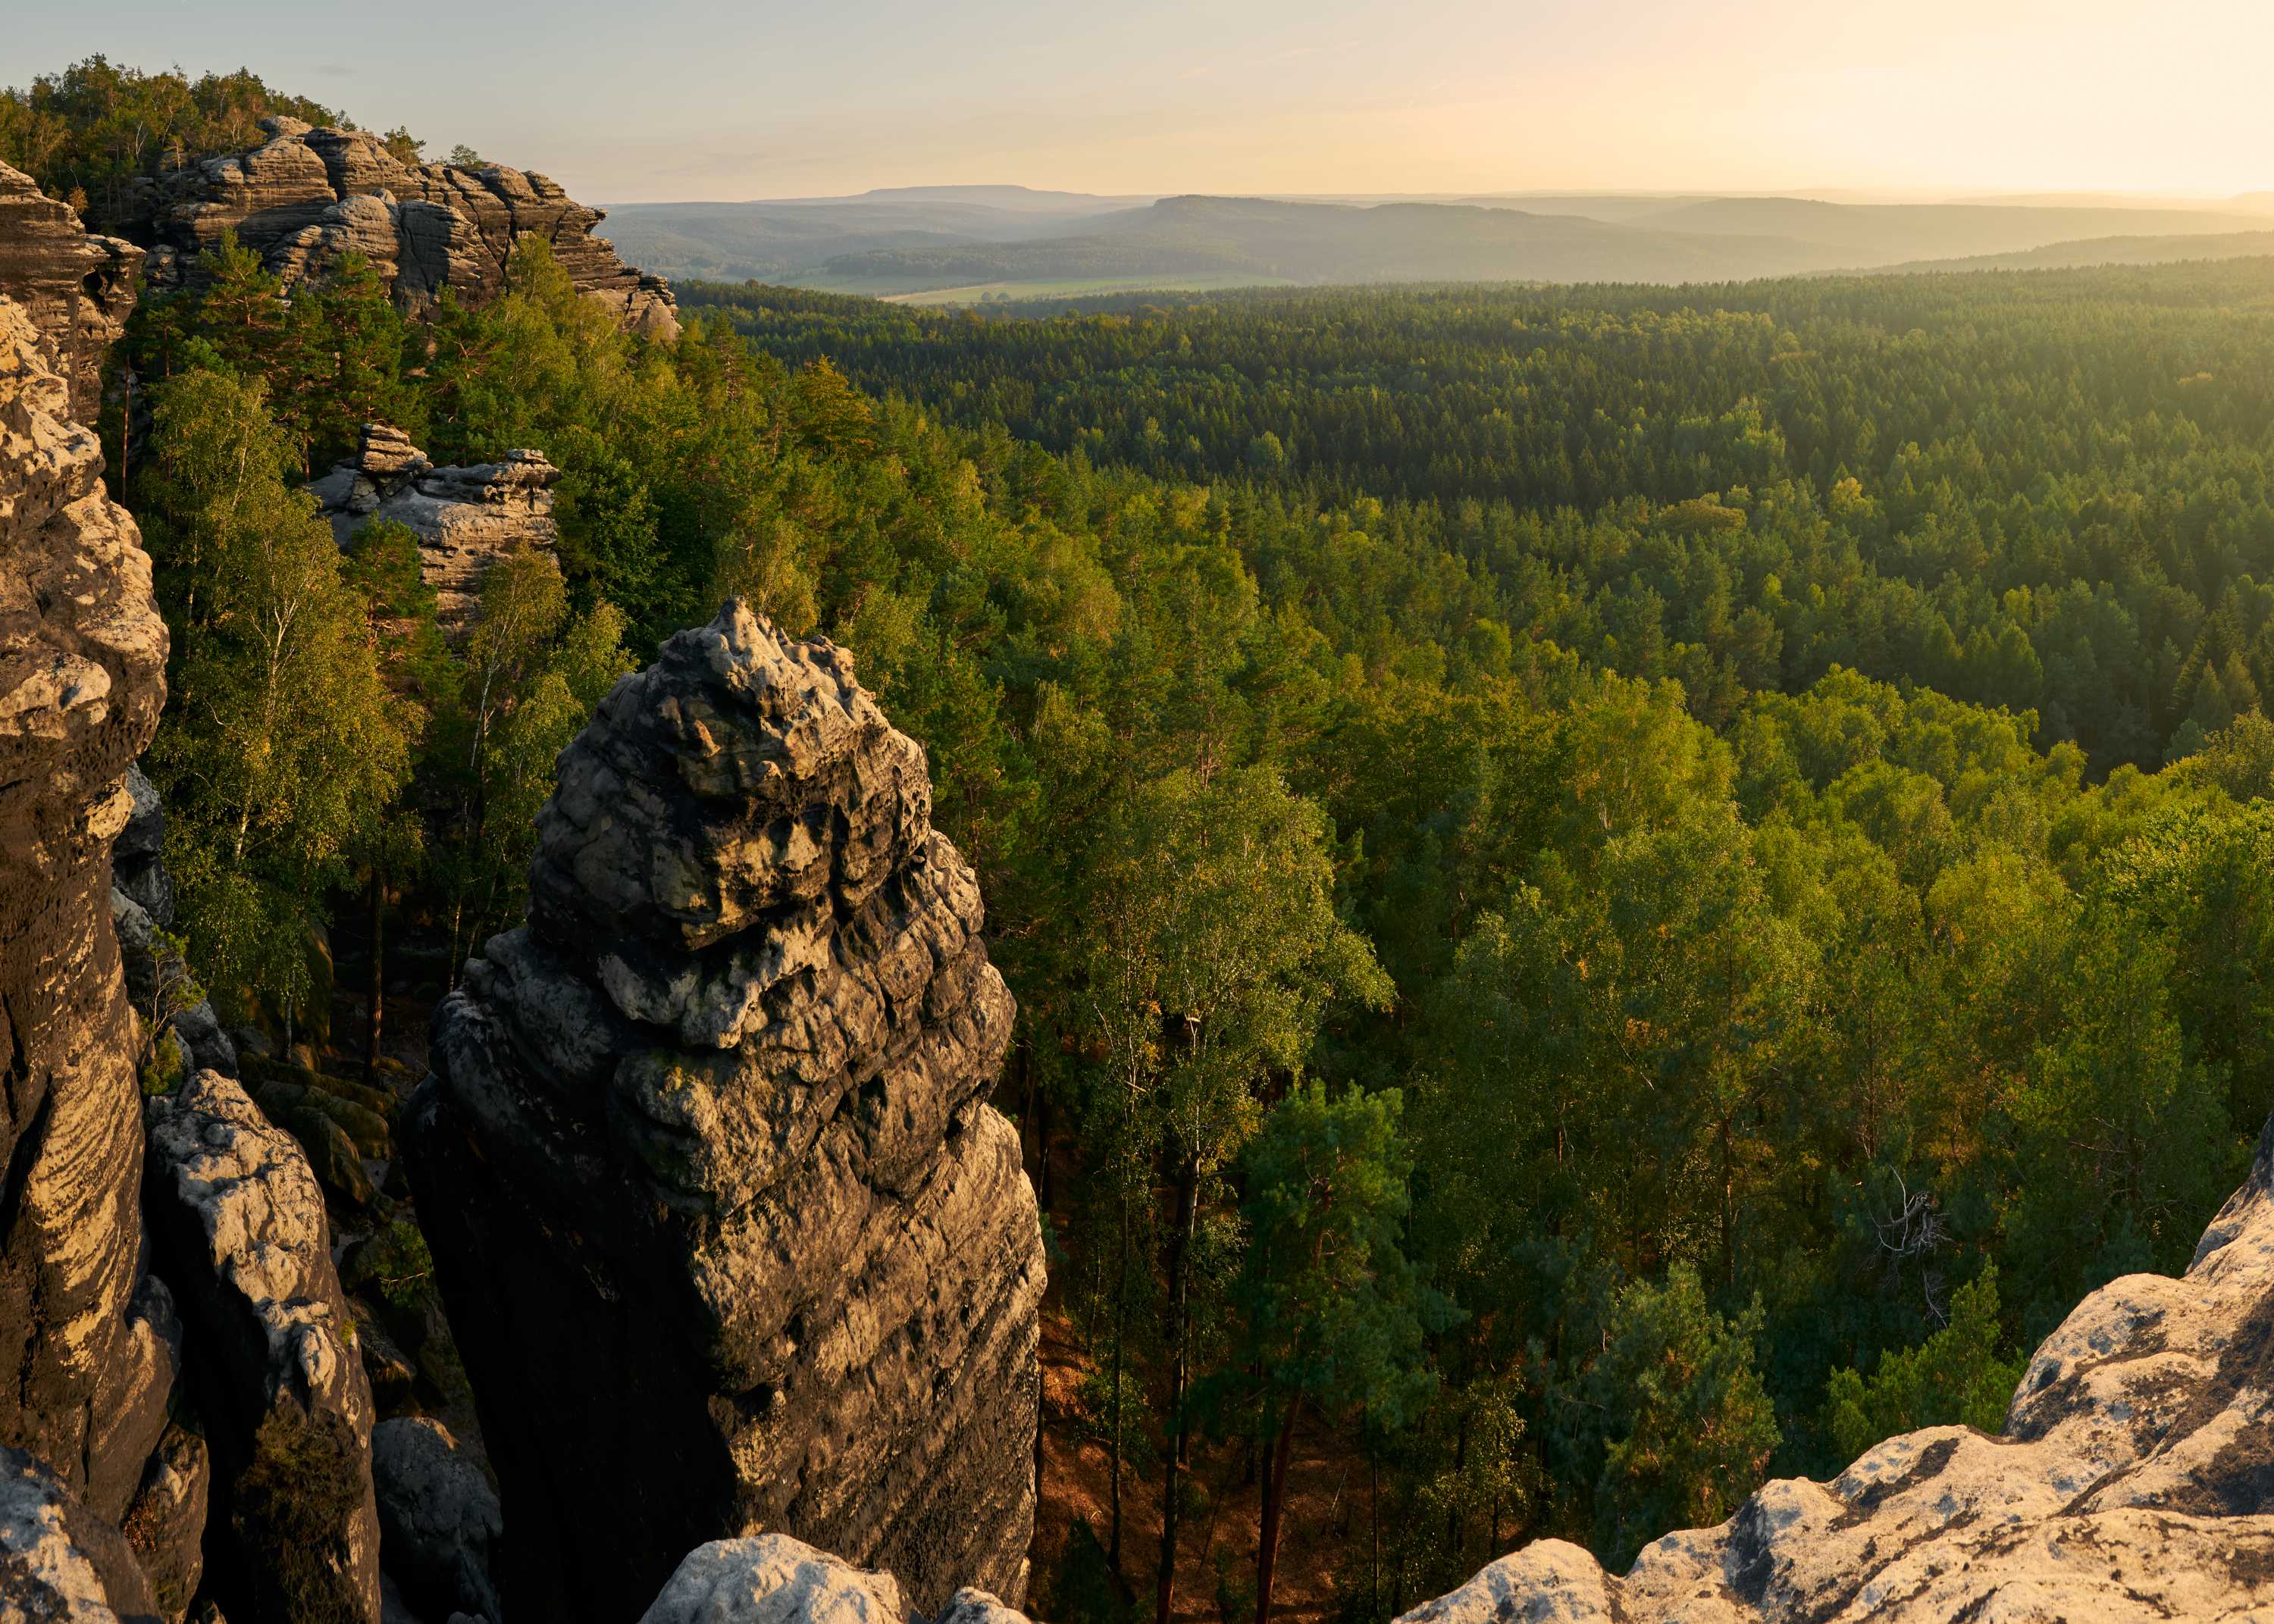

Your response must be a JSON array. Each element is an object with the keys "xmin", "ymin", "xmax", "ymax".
[{"xmin": 126, "ymin": 117, "xmax": 677, "ymax": 339}]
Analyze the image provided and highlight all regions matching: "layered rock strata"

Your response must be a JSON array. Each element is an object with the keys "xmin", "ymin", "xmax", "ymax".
[
  {"xmin": 144, "ymin": 1070, "xmax": 382, "ymax": 1624},
  {"xmin": 309, "ymin": 424, "xmax": 559, "ymax": 636},
  {"xmin": 0, "ymin": 290, "xmax": 175, "ymax": 1529},
  {"xmin": 0, "ymin": 161, "xmax": 143, "ymax": 421},
  {"xmin": 129, "ymin": 117, "xmax": 677, "ymax": 338},
  {"xmin": 406, "ymin": 601, "xmax": 1043, "ymax": 1621}
]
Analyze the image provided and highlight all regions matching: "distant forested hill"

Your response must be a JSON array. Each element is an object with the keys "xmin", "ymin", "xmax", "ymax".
[{"xmin": 631, "ymin": 191, "xmax": 2270, "ymax": 297}]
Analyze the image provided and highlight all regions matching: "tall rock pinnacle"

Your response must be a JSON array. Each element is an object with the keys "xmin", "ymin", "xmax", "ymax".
[
  {"xmin": 406, "ymin": 600, "xmax": 1045, "ymax": 1621},
  {"xmin": 0, "ymin": 286, "xmax": 173, "ymax": 1524}
]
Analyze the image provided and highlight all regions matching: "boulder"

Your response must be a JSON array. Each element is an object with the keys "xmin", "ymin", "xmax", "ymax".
[
  {"xmin": 309, "ymin": 425, "xmax": 559, "ymax": 637},
  {"xmin": 0, "ymin": 288, "xmax": 178, "ymax": 1519},
  {"xmin": 370, "ymin": 1418, "xmax": 502, "ymax": 1624},
  {"xmin": 0, "ymin": 1444, "xmax": 163, "ymax": 1623},
  {"xmin": 639, "ymin": 1535, "xmax": 902, "ymax": 1624},
  {"xmin": 143, "ymin": 1070, "xmax": 381, "ymax": 1624},
  {"xmin": 125, "ymin": 120, "xmax": 675, "ymax": 339},
  {"xmin": 406, "ymin": 602, "xmax": 1043, "ymax": 1621}
]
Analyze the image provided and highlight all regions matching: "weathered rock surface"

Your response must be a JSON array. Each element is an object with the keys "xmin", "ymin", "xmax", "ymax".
[
  {"xmin": 118, "ymin": 1422, "xmax": 211, "ymax": 1622},
  {"xmin": 0, "ymin": 161, "xmax": 143, "ymax": 421},
  {"xmin": 406, "ymin": 601, "xmax": 1042, "ymax": 1621},
  {"xmin": 309, "ymin": 424, "xmax": 559, "ymax": 636},
  {"xmin": 128, "ymin": 119, "xmax": 676, "ymax": 339},
  {"xmin": 143, "ymin": 1071, "xmax": 381, "ymax": 1624},
  {"xmin": 0, "ymin": 1443, "xmax": 163, "ymax": 1623},
  {"xmin": 369, "ymin": 1418, "xmax": 501, "ymax": 1624},
  {"xmin": 0, "ymin": 290, "xmax": 177, "ymax": 1525},
  {"xmin": 1390, "ymin": 1112, "xmax": 2274, "ymax": 1624},
  {"xmin": 640, "ymin": 1535, "xmax": 903, "ymax": 1624}
]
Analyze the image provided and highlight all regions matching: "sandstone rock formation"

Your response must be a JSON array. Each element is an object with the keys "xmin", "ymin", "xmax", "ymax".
[
  {"xmin": 371, "ymin": 1417, "xmax": 503, "ymax": 1624},
  {"xmin": 0, "ymin": 161, "xmax": 143, "ymax": 421},
  {"xmin": 129, "ymin": 117, "xmax": 677, "ymax": 339},
  {"xmin": 144, "ymin": 1070, "xmax": 381, "ymax": 1624},
  {"xmin": 641, "ymin": 1534, "xmax": 906, "ymax": 1624},
  {"xmin": 0, "ymin": 1444, "xmax": 164, "ymax": 1623},
  {"xmin": 309, "ymin": 424, "xmax": 559, "ymax": 636},
  {"xmin": 0, "ymin": 289, "xmax": 177, "ymax": 1529},
  {"xmin": 406, "ymin": 601, "xmax": 1043, "ymax": 1621}
]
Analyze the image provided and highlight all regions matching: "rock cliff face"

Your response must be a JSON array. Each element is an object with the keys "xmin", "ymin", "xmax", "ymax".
[
  {"xmin": 144, "ymin": 1071, "xmax": 382, "ymax": 1624},
  {"xmin": 0, "ymin": 288, "xmax": 174, "ymax": 1531},
  {"xmin": 130, "ymin": 117, "xmax": 678, "ymax": 339},
  {"xmin": 310, "ymin": 422, "xmax": 561, "ymax": 636},
  {"xmin": 406, "ymin": 600, "xmax": 1044, "ymax": 1622},
  {"xmin": 0, "ymin": 161, "xmax": 143, "ymax": 421}
]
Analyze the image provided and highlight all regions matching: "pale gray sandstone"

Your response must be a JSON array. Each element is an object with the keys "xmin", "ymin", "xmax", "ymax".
[
  {"xmin": 405, "ymin": 601, "xmax": 1042, "ymax": 1622},
  {"xmin": 124, "ymin": 117, "xmax": 677, "ymax": 340},
  {"xmin": 308, "ymin": 424, "xmax": 561, "ymax": 637},
  {"xmin": 143, "ymin": 1070, "xmax": 381, "ymax": 1624},
  {"xmin": 369, "ymin": 1418, "xmax": 502, "ymax": 1624}
]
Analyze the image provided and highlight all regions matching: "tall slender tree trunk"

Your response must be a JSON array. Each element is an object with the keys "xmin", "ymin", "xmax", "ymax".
[
  {"xmin": 1109, "ymin": 1188, "xmax": 1131, "ymax": 1569},
  {"xmin": 364, "ymin": 863, "xmax": 386, "ymax": 1084},
  {"xmin": 1254, "ymin": 1397, "xmax": 1301, "ymax": 1624},
  {"xmin": 1155, "ymin": 1155, "xmax": 1199, "ymax": 1624}
]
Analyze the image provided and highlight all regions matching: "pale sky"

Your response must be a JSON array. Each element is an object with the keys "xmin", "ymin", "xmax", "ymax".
[{"xmin": 8, "ymin": 0, "xmax": 2271, "ymax": 203}]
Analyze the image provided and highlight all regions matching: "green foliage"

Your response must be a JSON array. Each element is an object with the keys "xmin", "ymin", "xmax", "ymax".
[
  {"xmin": 137, "ymin": 369, "xmax": 411, "ymax": 1019},
  {"xmin": 1584, "ymin": 1265, "xmax": 1781, "ymax": 1566},
  {"xmin": 1823, "ymin": 1266, "xmax": 2022, "ymax": 1463},
  {"xmin": 0, "ymin": 58, "xmax": 346, "ymax": 225},
  {"xmin": 231, "ymin": 1410, "xmax": 375, "ymax": 1623},
  {"xmin": 105, "ymin": 181, "xmax": 2274, "ymax": 1594},
  {"xmin": 1228, "ymin": 1084, "xmax": 1444, "ymax": 1434}
]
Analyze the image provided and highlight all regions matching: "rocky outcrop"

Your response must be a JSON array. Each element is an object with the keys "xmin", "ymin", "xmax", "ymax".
[
  {"xmin": 1389, "ymin": 1112, "xmax": 2274, "ymax": 1624},
  {"xmin": 406, "ymin": 601, "xmax": 1043, "ymax": 1621},
  {"xmin": 0, "ymin": 1444, "xmax": 164, "ymax": 1623},
  {"xmin": 0, "ymin": 289, "xmax": 177, "ymax": 1531},
  {"xmin": 641, "ymin": 1535, "xmax": 906, "ymax": 1624},
  {"xmin": 129, "ymin": 117, "xmax": 676, "ymax": 339},
  {"xmin": 309, "ymin": 424, "xmax": 559, "ymax": 636},
  {"xmin": 370, "ymin": 1417, "xmax": 502, "ymax": 1624},
  {"xmin": 144, "ymin": 1070, "xmax": 381, "ymax": 1624},
  {"xmin": 0, "ymin": 161, "xmax": 143, "ymax": 421}
]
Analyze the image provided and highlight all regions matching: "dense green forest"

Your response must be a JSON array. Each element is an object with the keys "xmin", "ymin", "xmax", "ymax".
[
  {"xmin": 691, "ymin": 270, "xmax": 2274, "ymax": 773},
  {"xmin": 105, "ymin": 181, "xmax": 2274, "ymax": 1620}
]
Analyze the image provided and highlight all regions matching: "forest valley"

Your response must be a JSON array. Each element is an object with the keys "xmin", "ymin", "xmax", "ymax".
[{"xmin": 20, "ymin": 56, "xmax": 2274, "ymax": 1624}]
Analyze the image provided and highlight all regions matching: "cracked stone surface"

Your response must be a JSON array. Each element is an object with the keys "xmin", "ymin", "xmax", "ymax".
[{"xmin": 407, "ymin": 600, "xmax": 1041, "ymax": 1623}]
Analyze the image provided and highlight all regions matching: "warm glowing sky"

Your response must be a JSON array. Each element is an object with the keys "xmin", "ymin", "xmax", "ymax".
[{"xmin": 10, "ymin": 0, "xmax": 2271, "ymax": 203}]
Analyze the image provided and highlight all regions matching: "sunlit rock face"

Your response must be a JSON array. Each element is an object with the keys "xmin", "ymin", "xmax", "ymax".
[
  {"xmin": 125, "ymin": 116, "xmax": 678, "ymax": 338},
  {"xmin": 309, "ymin": 422, "xmax": 561, "ymax": 637},
  {"xmin": 407, "ymin": 599, "xmax": 1043, "ymax": 1622},
  {"xmin": 0, "ymin": 286, "xmax": 174, "ymax": 1535},
  {"xmin": 0, "ymin": 161, "xmax": 142, "ymax": 421}
]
